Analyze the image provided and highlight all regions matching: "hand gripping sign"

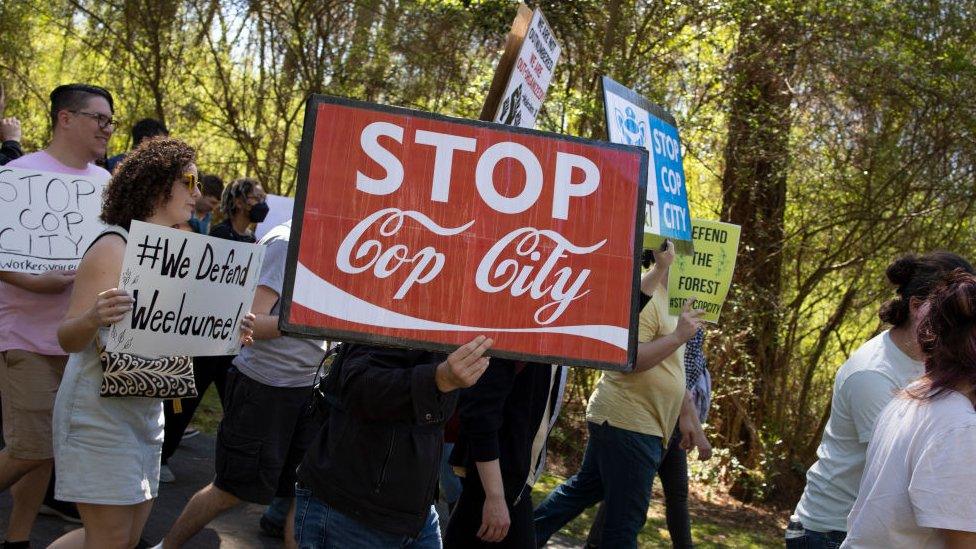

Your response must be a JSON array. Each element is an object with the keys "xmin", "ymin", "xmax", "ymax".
[
  {"xmin": 602, "ymin": 77, "xmax": 693, "ymax": 253},
  {"xmin": 280, "ymin": 96, "xmax": 648, "ymax": 370}
]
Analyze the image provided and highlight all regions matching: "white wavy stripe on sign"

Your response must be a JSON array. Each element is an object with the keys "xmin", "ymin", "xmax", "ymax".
[{"xmin": 293, "ymin": 262, "xmax": 629, "ymax": 350}]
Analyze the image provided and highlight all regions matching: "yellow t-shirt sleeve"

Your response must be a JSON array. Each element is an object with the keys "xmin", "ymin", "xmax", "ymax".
[{"xmin": 638, "ymin": 292, "xmax": 663, "ymax": 343}]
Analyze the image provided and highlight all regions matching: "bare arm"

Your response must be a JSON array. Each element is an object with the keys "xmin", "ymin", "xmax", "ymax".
[
  {"xmin": 475, "ymin": 459, "xmax": 510, "ymax": 543},
  {"xmin": 250, "ymin": 285, "xmax": 280, "ymax": 340},
  {"xmin": 640, "ymin": 240, "xmax": 675, "ymax": 296},
  {"xmin": 57, "ymin": 236, "xmax": 131, "ymax": 353},
  {"xmin": 632, "ymin": 298, "xmax": 703, "ymax": 374},
  {"xmin": 678, "ymin": 390, "xmax": 712, "ymax": 460},
  {"xmin": 0, "ymin": 270, "xmax": 76, "ymax": 294}
]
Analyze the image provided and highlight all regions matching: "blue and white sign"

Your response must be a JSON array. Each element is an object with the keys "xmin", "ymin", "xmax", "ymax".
[{"xmin": 602, "ymin": 76, "xmax": 692, "ymax": 246}]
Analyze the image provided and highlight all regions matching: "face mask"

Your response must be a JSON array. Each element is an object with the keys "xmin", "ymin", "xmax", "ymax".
[{"xmin": 249, "ymin": 201, "xmax": 270, "ymax": 223}]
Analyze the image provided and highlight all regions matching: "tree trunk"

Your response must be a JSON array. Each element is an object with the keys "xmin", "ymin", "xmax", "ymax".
[{"xmin": 718, "ymin": 2, "xmax": 798, "ymax": 501}]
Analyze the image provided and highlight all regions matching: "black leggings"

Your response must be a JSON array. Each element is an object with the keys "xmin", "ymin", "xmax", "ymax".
[
  {"xmin": 585, "ymin": 428, "xmax": 692, "ymax": 548},
  {"xmin": 160, "ymin": 355, "xmax": 232, "ymax": 464},
  {"xmin": 445, "ymin": 472, "xmax": 536, "ymax": 549}
]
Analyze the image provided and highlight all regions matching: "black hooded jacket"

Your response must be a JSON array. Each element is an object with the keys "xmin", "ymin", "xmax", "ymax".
[{"xmin": 298, "ymin": 343, "xmax": 457, "ymax": 537}]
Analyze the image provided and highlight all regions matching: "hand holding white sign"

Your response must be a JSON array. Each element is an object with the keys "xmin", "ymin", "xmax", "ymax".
[
  {"xmin": 107, "ymin": 221, "xmax": 265, "ymax": 357},
  {"xmin": 88, "ymin": 288, "xmax": 134, "ymax": 326}
]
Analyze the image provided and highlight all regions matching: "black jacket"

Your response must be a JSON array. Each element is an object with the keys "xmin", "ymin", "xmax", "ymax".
[
  {"xmin": 0, "ymin": 140, "xmax": 23, "ymax": 165},
  {"xmin": 450, "ymin": 359, "xmax": 565, "ymax": 504},
  {"xmin": 298, "ymin": 344, "xmax": 457, "ymax": 537}
]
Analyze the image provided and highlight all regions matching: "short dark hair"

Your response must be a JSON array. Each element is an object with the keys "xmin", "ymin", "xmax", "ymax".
[
  {"xmin": 50, "ymin": 84, "xmax": 114, "ymax": 129},
  {"xmin": 131, "ymin": 118, "xmax": 169, "ymax": 147},
  {"xmin": 101, "ymin": 137, "xmax": 196, "ymax": 230},
  {"xmin": 879, "ymin": 252, "xmax": 975, "ymax": 327},
  {"xmin": 200, "ymin": 174, "xmax": 224, "ymax": 199},
  {"xmin": 910, "ymin": 269, "xmax": 976, "ymax": 402}
]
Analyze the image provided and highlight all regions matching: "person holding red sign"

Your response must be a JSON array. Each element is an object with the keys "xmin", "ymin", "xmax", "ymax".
[
  {"xmin": 533, "ymin": 242, "xmax": 705, "ymax": 549},
  {"xmin": 294, "ymin": 337, "xmax": 493, "ymax": 549}
]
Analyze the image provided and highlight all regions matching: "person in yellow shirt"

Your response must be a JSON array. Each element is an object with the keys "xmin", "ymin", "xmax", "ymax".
[{"xmin": 533, "ymin": 241, "xmax": 704, "ymax": 549}]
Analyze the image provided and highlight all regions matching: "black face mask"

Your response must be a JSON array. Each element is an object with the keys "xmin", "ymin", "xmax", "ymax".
[{"xmin": 249, "ymin": 201, "xmax": 269, "ymax": 223}]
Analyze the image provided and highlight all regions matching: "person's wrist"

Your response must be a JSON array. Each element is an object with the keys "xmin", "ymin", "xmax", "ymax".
[
  {"xmin": 83, "ymin": 307, "xmax": 103, "ymax": 330},
  {"xmin": 435, "ymin": 361, "xmax": 456, "ymax": 393}
]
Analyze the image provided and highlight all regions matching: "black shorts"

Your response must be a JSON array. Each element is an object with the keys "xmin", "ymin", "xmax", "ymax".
[{"xmin": 214, "ymin": 367, "xmax": 320, "ymax": 504}]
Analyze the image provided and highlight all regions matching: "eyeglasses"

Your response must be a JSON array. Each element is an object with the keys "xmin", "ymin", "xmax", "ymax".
[
  {"xmin": 183, "ymin": 173, "xmax": 199, "ymax": 192},
  {"xmin": 70, "ymin": 110, "xmax": 117, "ymax": 130}
]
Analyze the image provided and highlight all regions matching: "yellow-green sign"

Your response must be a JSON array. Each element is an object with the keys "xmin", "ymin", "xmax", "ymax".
[{"xmin": 667, "ymin": 219, "xmax": 740, "ymax": 323}]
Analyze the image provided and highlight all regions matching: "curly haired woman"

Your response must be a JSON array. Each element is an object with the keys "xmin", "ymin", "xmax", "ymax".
[{"xmin": 48, "ymin": 137, "xmax": 254, "ymax": 549}]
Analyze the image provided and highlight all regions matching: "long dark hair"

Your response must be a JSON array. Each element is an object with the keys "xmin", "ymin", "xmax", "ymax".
[
  {"xmin": 909, "ymin": 270, "xmax": 976, "ymax": 403},
  {"xmin": 879, "ymin": 252, "xmax": 974, "ymax": 327}
]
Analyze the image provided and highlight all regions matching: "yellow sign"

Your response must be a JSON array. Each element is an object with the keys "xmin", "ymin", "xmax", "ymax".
[{"xmin": 667, "ymin": 219, "xmax": 740, "ymax": 323}]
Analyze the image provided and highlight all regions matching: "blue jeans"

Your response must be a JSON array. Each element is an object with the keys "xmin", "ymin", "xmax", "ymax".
[
  {"xmin": 440, "ymin": 442, "xmax": 462, "ymax": 505},
  {"xmin": 263, "ymin": 496, "xmax": 291, "ymax": 527},
  {"xmin": 295, "ymin": 487, "xmax": 442, "ymax": 548},
  {"xmin": 785, "ymin": 528, "xmax": 846, "ymax": 549},
  {"xmin": 534, "ymin": 421, "xmax": 664, "ymax": 549}
]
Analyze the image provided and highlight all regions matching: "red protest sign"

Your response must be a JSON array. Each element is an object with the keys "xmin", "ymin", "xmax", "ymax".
[{"xmin": 281, "ymin": 96, "xmax": 647, "ymax": 370}]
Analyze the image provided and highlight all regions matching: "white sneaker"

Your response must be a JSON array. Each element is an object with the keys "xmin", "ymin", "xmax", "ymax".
[{"xmin": 159, "ymin": 464, "xmax": 176, "ymax": 483}]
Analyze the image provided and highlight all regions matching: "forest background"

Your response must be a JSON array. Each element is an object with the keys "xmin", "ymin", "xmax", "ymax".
[{"xmin": 1, "ymin": 0, "xmax": 974, "ymax": 507}]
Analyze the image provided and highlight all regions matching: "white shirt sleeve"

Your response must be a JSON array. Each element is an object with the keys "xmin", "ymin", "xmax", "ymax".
[
  {"xmin": 909, "ymin": 424, "xmax": 976, "ymax": 533},
  {"xmin": 843, "ymin": 370, "xmax": 900, "ymax": 443}
]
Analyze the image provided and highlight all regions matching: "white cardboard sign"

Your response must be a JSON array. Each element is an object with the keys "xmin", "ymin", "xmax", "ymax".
[
  {"xmin": 254, "ymin": 194, "xmax": 294, "ymax": 240},
  {"xmin": 0, "ymin": 166, "xmax": 109, "ymax": 272},
  {"xmin": 492, "ymin": 8, "xmax": 561, "ymax": 129},
  {"xmin": 107, "ymin": 221, "xmax": 265, "ymax": 358}
]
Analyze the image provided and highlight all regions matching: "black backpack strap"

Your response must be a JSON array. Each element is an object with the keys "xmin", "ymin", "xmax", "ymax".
[{"xmin": 310, "ymin": 343, "xmax": 349, "ymax": 415}]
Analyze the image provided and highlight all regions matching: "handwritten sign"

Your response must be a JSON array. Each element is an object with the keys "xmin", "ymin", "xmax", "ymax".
[
  {"xmin": 107, "ymin": 221, "xmax": 265, "ymax": 358},
  {"xmin": 667, "ymin": 219, "xmax": 741, "ymax": 323},
  {"xmin": 280, "ymin": 96, "xmax": 648, "ymax": 370},
  {"xmin": 602, "ymin": 77, "xmax": 693, "ymax": 252},
  {"xmin": 491, "ymin": 7, "xmax": 561, "ymax": 129},
  {"xmin": 0, "ymin": 166, "xmax": 108, "ymax": 272}
]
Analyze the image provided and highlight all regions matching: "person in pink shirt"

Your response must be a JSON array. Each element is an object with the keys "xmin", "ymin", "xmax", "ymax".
[{"xmin": 0, "ymin": 83, "xmax": 114, "ymax": 548}]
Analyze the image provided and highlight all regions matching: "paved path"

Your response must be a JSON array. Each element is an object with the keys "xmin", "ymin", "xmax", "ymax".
[
  {"xmin": 0, "ymin": 433, "xmax": 581, "ymax": 547},
  {"xmin": 0, "ymin": 433, "xmax": 277, "ymax": 548}
]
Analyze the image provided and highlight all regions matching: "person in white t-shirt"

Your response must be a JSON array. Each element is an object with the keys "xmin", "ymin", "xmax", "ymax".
[
  {"xmin": 787, "ymin": 252, "xmax": 974, "ymax": 548},
  {"xmin": 844, "ymin": 270, "xmax": 976, "ymax": 548}
]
